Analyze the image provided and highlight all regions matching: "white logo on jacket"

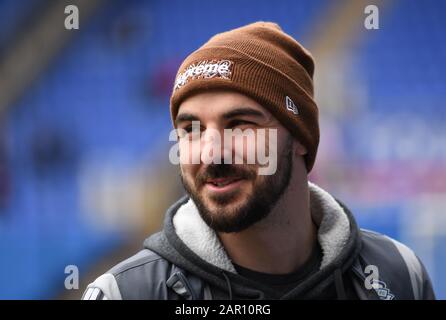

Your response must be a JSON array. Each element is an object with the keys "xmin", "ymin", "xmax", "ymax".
[{"xmin": 372, "ymin": 279, "xmax": 395, "ymax": 300}]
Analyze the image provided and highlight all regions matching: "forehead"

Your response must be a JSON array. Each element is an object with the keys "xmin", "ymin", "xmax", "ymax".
[{"xmin": 177, "ymin": 90, "xmax": 272, "ymax": 119}]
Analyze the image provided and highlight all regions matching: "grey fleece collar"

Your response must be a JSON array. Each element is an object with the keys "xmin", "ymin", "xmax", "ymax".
[{"xmin": 173, "ymin": 182, "xmax": 351, "ymax": 273}]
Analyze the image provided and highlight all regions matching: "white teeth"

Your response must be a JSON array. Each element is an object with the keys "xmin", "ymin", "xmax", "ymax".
[
  {"xmin": 209, "ymin": 178, "xmax": 241, "ymax": 187},
  {"xmin": 213, "ymin": 181, "xmax": 231, "ymax": 187}
]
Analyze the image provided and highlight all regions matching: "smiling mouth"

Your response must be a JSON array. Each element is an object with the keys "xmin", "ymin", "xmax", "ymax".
[
  {"xmin": 205, "ymin": 177, "xmax": 243, "ymax": 187},
  {"xmin": 202, "ymin": 176, "xmax": 248, "ymax": 195}
]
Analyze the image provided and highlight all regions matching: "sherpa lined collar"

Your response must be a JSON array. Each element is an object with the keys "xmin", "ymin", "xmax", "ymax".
[{"xmin": 173, "ymin": 182, "xmax": 351, "ymax": 273}]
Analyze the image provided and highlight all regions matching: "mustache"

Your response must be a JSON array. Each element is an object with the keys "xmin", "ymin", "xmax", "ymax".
[{"xmin": 196, "ymin": 164, "xmax": 257, "ymax": 186}]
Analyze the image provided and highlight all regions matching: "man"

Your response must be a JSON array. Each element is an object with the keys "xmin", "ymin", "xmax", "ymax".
[{"xmin": 82, "ymin": 22, "xmax": 435, "ymax": 300}]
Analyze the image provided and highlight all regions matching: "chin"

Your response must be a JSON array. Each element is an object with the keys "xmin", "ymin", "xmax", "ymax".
[
  {"xmin": 206, "ymin": 187, "xmax": 249, "ymax": 206},
  {"xmin": 208, "ymin": 194, "xmax": 249, "ymax": 217}
]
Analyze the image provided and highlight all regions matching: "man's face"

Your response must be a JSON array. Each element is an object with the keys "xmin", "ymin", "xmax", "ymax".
[{"xmin": 175, "ymin": 90, "xmax": 299, "ymax": 233}]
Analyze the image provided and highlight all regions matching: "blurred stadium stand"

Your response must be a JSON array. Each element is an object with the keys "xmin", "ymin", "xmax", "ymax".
[
  {"xmin": 0, "ymin": 0, "xmax": 42, "ymax": 52},
  {"xmin": 0, "ymin": 0, "xmax": 444, "ymax": 299}
]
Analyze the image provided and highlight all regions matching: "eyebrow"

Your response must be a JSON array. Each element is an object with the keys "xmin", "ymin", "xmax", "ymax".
[
  {"xmin": 175, "ymin": 107, "xmax": 267, "ymax": 126},
  {"xmin": 175, "ymin": 113, "xmax": 201, "ymax": 126},
  {"xmin": 222, "ymin": 107, "xmax": 267, "ymax": 121}
]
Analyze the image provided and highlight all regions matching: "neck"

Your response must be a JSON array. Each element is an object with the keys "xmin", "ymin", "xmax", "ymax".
[{"xmin": 218, "ymin": 174, "xmax": 317, "ymax": 275}]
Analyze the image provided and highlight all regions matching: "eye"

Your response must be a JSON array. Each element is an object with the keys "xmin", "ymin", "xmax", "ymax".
[
  {"xmin": 178, "ymin": 124, "xmax": 204, "ymax": 138},
  {"xmin": 228, "ymin": 119, "xmax": 255, "ymax": 128}
]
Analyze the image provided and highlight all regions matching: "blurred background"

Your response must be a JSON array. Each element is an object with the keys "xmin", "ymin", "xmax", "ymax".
[{"xmin": 0, "ymin": 0, "xmax": 445, "ymax": 299}]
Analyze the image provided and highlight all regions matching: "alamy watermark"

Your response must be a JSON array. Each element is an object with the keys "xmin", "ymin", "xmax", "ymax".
[
  {"xmin": 64, "ymin": 5, "xmax": 79, "ymax": 30},
  {"xmin": 364, "ymin": 5, "xmax": 379, "ymax": 30},
  {"xmin": 364, "ymin": 264, "xmax": 395, "ymax": 300},
  {"xmin": 64, "ymin": 264, "xmax": 79, "ymax": 290},
  {"xmin": 168, "ymin": 122, "xmax": 278, "ymax": 175}
]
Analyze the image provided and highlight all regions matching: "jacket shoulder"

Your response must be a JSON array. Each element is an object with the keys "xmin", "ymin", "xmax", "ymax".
[
  {"xmin": 358, "ymin": 229, "xmax": 435, "ymax": 299},
  {"xmin": 108, "ymin": 249, "xmax": 167, "ymax": 275},
  {"xmin": 82, "ymin": 249, "xmax": 176, "ymax": 300}
]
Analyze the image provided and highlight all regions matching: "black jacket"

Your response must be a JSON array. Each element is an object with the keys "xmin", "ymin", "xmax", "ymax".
[{"xmin": 82, "ymin": 183, "xmax": 436, "ymax": 300}]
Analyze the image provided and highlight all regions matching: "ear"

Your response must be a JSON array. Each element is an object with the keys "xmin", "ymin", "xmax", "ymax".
[{"xmin": 294, "ymin": 140, "xmax": 307, "ymax": 156}]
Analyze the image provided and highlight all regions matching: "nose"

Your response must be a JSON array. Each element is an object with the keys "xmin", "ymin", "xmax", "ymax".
[{"xmin": 200, "ymin": 127, "xmax": 231, "ymax": 165}]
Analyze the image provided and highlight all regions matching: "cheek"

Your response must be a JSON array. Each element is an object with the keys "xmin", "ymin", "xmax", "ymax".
[
  {"xmin": 178, "ymin": 137, "xmax": 201, "ymax": 165},
  {"xmin": 239, "ymin": 129, "xmax": 277, "ymax": 166},
  {"xmin": 180, "ymin": 163, "xmax": 200, "ymax": 181},
  {"xmin": 230, "ymin": 130, "xmax": 262, "ymax": 165}
]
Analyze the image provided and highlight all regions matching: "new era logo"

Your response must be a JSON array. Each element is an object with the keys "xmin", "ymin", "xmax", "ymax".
[{"xmin": 285, "ymin": 96, "xmax": 298, "ymax": 115}]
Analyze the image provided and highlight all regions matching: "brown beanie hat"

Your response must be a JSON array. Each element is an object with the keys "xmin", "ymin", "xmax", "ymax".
[{"xmin": 170, "ymin": 21, "xmax": 319, "ymax": 172}]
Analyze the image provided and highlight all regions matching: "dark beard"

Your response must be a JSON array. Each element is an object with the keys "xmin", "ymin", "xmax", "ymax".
[{"xmin": 180, "ymin": 136, "xmax": 293, "ymax": 233}]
